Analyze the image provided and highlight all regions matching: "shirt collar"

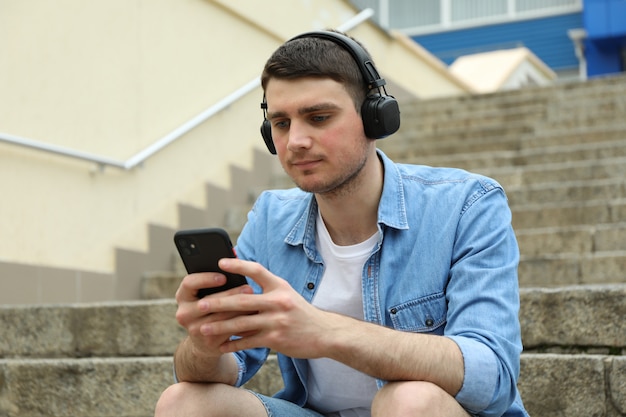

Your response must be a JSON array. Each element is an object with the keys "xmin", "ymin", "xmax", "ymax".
[
  {"xmin": 377, "ymin": 149, "xmax": 409, "ymax": 230},
  {"xmin": 285, "ymin": 148, "xmax": 409, "ymax": 249}
]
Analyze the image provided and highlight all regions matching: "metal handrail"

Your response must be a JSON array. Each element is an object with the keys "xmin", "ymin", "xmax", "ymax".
[{"xmin": 0, "ymin": 8, "xmax": 374, "ymax": 171}]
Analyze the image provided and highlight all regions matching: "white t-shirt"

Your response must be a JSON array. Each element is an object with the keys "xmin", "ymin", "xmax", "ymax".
[{"xmin": 306, "ymin": 213, "xmax": 379, "ymax": 417}]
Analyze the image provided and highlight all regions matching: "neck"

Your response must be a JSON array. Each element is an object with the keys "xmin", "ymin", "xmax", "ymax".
[{"xmin": 316, "ymin": 150, "xmax": 383, "ymax": 246}]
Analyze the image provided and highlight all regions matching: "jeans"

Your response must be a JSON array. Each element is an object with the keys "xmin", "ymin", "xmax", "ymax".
[{"xmin": 249, "ymin": 391, "xmax": 325, "ymax": 417}]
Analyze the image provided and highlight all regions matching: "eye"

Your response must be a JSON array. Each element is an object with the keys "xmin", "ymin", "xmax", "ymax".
[
  {"xmin": 311, "ymin": 114, "xmax": 330, "ymax": 123},
  {"xmin": 273, "ymin": 120, "xmax": 290, "ymax": 130}
]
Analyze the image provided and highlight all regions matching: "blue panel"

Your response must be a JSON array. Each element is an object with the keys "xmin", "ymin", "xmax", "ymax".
[
  {"xmin": 583, "ymin": 0, "xmax": 626, "ymax": 77},
  {"xmin": 608, "ymin": 0, "xmax": 626, "ymax": 37},
  {"xmin": 411, "ymin": 13, "xmax": 584, "ymax": 71},
  {"xmin": 584, "ymin": 0, "xmax": 626, "ymax": 38},
  {"xmin": 585, "ymin": 38, "xmax": 625, "ymax": 75},
  {"xmin": 583, "ymin": 0, "xmax": 610, "ymax": 38}
]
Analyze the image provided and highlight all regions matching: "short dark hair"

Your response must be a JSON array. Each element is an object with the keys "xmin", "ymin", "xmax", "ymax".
[{"xmin": 261, "ymin": 32, "xmax": 368, "ymax": 111}]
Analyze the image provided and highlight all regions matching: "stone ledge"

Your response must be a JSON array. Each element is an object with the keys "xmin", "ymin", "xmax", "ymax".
[
  {"xmin": 520, "ymin": 284, "xmax": 626, "ymax": 349},
  {"xmin": 2, "ymin": 285, "xmax": 625, "ymax": 359},
  {"xmin": 0, "ymin": 300, "xmax": 184, "ymax": 358},
  {"xmin": 0, "ymin": 357, "xmax": 173, "ymax": 417},
  {"xmin": 519, "ymin": 354, "xmax": 626, "ymax": 417},
  {"xmin": 0, "ymin": 354, "xmax": 624, "ymax": 417}
]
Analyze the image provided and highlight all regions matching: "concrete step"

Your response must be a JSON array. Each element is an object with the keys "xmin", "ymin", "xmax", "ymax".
[
  {"xmin": 520, "ymin": 284, "xmax": 626, "ymax": 350},
  {"xmin": 405, "ymin": 99, "xmax": 625, "ymax": 141},
  {"xmin": 511, "ymin": 198, "xmax": 626, "ymax": 229},
  {"xmin": 516, "ymin": 223, "xmax": 626, "ymax": 286},
  {"xmin": 517, "ymin": 223, "xmax": 626, "ymax": 257},
  {"xmin": 0, "ymin": 285, "xmax": 624, "ymax": 416},
  {"xmin": 3, "ymin": 285, "xmax": 624, "ymax": 359},
  {"xmin": 407, "ymin": 74, "xmax": 626, "ymax": 120},
  {"xmin": 482, "ymin": 156, "xmax": 626, "ymax": 190},
  {"xmin": 0, "ymin": 353, "xmax": 624, "ymax": 417},
  {"xmin": 387, "ymin": 151, "xmax": 626, "ymax": 193},
  {"xmin": 380, "ymin": 124, "xmax": 531, "ymax": 158},
  {"xmin": 0, "ymin": 357, "xmax": 173, "ymax": 417},
  {"xmin": 404, "ymin": 137, "xmax": 626, "ymax": 173},
  {"xmin": 522, "ymin": 123, "xmax": 626, "ymax": 150},
  {"xmin": 410, "ymin": 104, "xmax": 545, "ymax": 134},
  {"xmin": 518, "ymin": 353, "xmax": 626, "ymax": 417},
  {"xmin": 404, "ymin": 95, "xmax": 547, "ymax": 123},
  {"xmin": 519, "ymin": 251, "xmax": 626, "ymax": 286},
  {"xmin": 381, "ymin": 123, "xmax": 626, "ymax": 165},
  {"xmin": 0, "ymin": 299, "xmax": 184, "ymax": 359},
  {"xmin": 506, "ymin": 178, "xmax": 626, "ymax": 207},
  {"xmin": 517, "ymin": 216, "xmax": 626, "ymax": 285}
]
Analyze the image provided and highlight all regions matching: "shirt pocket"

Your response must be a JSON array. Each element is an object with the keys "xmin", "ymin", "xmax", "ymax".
[{"xmin": 388, "ymin": 292, "xmax": 447, "ymax": 334}]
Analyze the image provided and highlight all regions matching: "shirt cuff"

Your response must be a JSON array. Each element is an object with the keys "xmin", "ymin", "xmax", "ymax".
[
  {"xmin": 448, "ymin": 336, "xmax": 498, "ymax": 413},
  {"xmin": 232, "ymin": 351, "xmax": 248, "ymax": 387}
]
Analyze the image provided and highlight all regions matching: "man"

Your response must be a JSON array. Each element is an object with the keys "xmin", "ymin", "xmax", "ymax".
[{"xmin": 155, "ymin": 30, "xmax": 528, "ymax": 417}]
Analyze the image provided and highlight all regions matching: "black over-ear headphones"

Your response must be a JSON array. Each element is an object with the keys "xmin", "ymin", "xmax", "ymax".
[{"xmin": 260, "ymin": 30, "xmax": 400, "ymax": 154}]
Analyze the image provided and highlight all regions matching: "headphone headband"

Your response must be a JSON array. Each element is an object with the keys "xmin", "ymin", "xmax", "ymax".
[{"xmin": 287, "ymin": 31, "xmax": 386, "ymax": 91}]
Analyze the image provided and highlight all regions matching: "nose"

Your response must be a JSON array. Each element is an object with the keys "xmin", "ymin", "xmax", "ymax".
[{"xmin": 286, "ymin": 120, "xmax": 313, "ymax": 151}]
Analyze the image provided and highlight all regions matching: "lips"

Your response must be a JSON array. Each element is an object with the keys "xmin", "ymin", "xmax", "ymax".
[
  {"xmin": 293, "ymin": 160, "xmax": 319, "ymax": 168},
  {"xmin": 290, "ymin": 157, "xmax": 323, "ymax": 170}
]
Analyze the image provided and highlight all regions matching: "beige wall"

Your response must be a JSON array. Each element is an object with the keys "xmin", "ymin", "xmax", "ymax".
[
  {"xmin": 0, "ymin": 0, "xmax": 469, "ymax": 303},
  {"xmin": 0, "ymin": 0, "xmax": 275, "ymax": 273}
]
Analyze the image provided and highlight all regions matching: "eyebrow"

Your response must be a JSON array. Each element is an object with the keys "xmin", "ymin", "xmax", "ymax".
[{"xmin": 267, "ymin": 102, "xmax": 341, "ymax": 120}]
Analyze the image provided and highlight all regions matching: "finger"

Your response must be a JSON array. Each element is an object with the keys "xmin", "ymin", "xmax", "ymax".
[
  {"xmin": 200, "ymin": 310, "xmax": 264, "ymax": 340},
  {"xmin": 196, "ymin": 284, "xmax": 254, "ymax": 316},
  {"xmin": 198, "ymin": 310, "xmax": 259, "ymax": 336},
  {"xmin": 176, "ymin": 281, "xmax": 247, "ymax": 328},
  {"xmin": 218, "ymin": 258, "xmax": 279, "ymax": 291},
  {"xmin": 176, "ymin": 272, "xmax": 227, "ymax": 303},
  {"xmin": 220, "ymin": 333, "xmax": 260, "ymax": 353}
]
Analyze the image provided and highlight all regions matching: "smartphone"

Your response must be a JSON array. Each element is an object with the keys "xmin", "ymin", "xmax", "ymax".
[{"xmin": 173, "ymin": 227, "xmax": 247, "ymax": 298}]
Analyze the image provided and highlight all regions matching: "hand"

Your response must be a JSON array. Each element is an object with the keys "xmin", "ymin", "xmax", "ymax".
[
  {"xmin": 200, "ymin": 258, "xmax": 341, "ymax": 359},
  {"xmin": 175, "ymin": 270, "xmax": 254, "ymax": 359}
]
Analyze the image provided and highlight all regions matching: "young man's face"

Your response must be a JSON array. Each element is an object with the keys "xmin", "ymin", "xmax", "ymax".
[{"xmin": 264, "ymin": 77, "xmax": 374, "ymax": 196}]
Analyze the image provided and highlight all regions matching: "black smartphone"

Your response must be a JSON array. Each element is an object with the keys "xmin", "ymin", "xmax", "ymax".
[{"xmin": 173, "ymin": 228, "xmax": 247, "ymax": 298}]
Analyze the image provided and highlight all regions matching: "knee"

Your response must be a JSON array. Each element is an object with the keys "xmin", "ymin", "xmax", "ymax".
[
  {"xmin": 371, "ymin": 381, "xmax": 453, "ymax": 417},
  {"xmin": 154, "ymin": 382, "xmax": 194, "ymax": 417}
]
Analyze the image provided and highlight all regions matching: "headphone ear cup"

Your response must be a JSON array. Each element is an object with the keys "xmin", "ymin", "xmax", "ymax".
[
  {"xmin": 361, "ymin": 95, "xmax": 401, "ymax": 139},
  {"xmin": 260, "ymin": 119, "xmax": 277, "ymax": 154}
]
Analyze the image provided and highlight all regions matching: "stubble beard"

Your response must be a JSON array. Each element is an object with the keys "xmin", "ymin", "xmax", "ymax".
[{"xmin": 290, "ymin": 144, "xmax": 371, "ymax": 200}]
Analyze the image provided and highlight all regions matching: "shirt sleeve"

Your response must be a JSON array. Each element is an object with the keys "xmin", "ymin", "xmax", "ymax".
[{"xmin": 445, "ymin": 181, "xmax": 522, "ymax": 416}]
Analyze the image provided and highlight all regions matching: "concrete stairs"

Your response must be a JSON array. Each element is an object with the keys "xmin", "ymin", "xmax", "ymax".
[
  {"xmin": 0, "ymin": 286, "xmax": 624, "ymax": 416},
  {"xmin": 2, "ymin": 74, "xmax": 626, "ymax": 416}
]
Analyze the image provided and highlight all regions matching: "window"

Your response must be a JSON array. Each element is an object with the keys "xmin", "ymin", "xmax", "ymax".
[
  {"xmin": 389, "ymin": 0, "xmax": 440, "ymax": 27},
  {"xmin": 451, "ymin": 0, "xmax": 507, "ymax": 23},
  {"xmin": 516, "ymin": 0, "xmax": 580, "ymax": 13},
  {"xmin": 349, "ymin": 0, "xmax": 582, "ymax": 34}
]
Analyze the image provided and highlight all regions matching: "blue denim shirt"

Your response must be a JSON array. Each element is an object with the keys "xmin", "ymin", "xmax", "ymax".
[{"xmin": 233, "ymin": 150, "xmax": 528, "ymax": 417}]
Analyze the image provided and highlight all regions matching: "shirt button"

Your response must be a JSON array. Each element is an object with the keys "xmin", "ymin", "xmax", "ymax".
[
  {"xmin": 307, "ymin": 282, "xmax": 315, "ymax": 290},
  {"xmin": 425, "ymin": 318, "xmax": 434, "ymax": 327}
]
